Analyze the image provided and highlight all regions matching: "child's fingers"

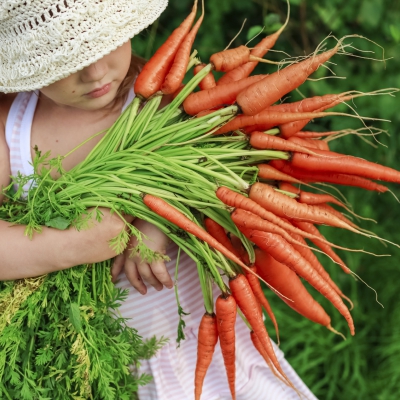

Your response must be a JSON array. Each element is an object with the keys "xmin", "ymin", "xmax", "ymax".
[
  {"xmin": 124, "ymin": 257, "xmax": 148, "ymax": 295},
  {"xmin": 111, "ymin": 254, "xmax": 125, "ymax": 283},
  {"xmin": 149, "ymin": 260, "xmax": 174, "ymax": 289},
  {"xmin": 137, "ymin": 260, "xmax": 164, "ymax": 291}
]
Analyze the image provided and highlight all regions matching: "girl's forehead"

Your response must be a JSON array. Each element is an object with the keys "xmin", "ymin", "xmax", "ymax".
[{"xmin": 0, "ymin": 0, "xmax": 168, "ymax": 94}]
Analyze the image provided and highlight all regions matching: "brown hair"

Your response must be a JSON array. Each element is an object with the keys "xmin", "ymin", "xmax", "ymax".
[{"xmin": 116, "ymin": 53, "xmax": 146, "ymax": 105}]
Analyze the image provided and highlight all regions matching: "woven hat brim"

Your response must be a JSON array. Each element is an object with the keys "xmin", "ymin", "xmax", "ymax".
[{"xmin": 0, "ymin": 0, "xmax": 168, "ymax": 93}]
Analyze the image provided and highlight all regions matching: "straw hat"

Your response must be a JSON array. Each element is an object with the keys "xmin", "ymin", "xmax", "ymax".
[{"xmin": 0, "ymin": 0, "xmax": 168, "ymax": 93}]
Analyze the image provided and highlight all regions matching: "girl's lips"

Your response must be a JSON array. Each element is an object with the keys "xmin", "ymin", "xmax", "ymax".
[{"xmin": 86, "ymin": 83, "xmax": 112, "ymax": 98}]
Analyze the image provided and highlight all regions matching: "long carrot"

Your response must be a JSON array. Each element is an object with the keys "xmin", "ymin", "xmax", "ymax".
[
  {"xmin": 287, "ymin": 136, "xmax": 330, "ymax": 151},
  {"xmin": 269, "ymin": 160, "xmax": 389, "ymax": 193},
  {"xmin": 134, "ymin": 1, "xmax": 198, "ymax": 99},
  {"xmin": 231, "ymin": 208, "xmax": 317, "ymax": 252},
  {"xmin": 194, "ymin": 63, "xmax": 216, "ymax": 90},
  {"xmin": 245, "ymin": 265, "xmax": 280, "ymax": 344},
  {"xmin": 249, "ymin": 131, "xmax": 323, "ymax": 155},
  {"xmin": 236, "ymin": 45, "xmax": 340, "ymax": 115},
  {"xmin": 214, "ymin": 109, "xmax": 336, "ymax": 135},
  {"xmin": 246, "ymin": 230, "xmax": 355, "ymax": 335},
  {"xmin": 249, "ymin": 182, "xmax": 361, "ymax": 233},
  {"xmin": 291, "ymin": 220, "xmax": 351, "ymax": 274},
  {"xmin": 210, "ymin": 45, "xmax": 251, "ymax": 72},
  {"xmin": 278, "ymin": 182, "xmax": 349, "ymax": 210},
  {"xmin": 216, "ymin": 0, "xmax": 290, "ymax": 85},
  {"xmin": 215, "ymin": 294, "xmax": 237, "ymax": 400},
  {"xmin": 194, "ymin": 313, "xmax": 219, "ymax": 400},
  {"xmin": 291, "ymin": 149, "xmax": 400, "ymax": 183},
  {"xmin": 216, "ymin": 186, "xmax": 347, "ymax": 246},
  {"xmin": 183, "ymin": 74, "xmax": 265, "ymax": 116},
  {"xmin": 229, "ymin": 274, "xmax": 295, "ymax": 387},
  {"xmin": 143, "ymin": 194, "xmax": 249, "ymax": 271},
  {"xmin": 257, "ymin": 163, "xmax": 306, "ymax": 185},
  {"xmin": 161, "ymin": 7, "xmax": 204, "ymax": 95},
  {"xmin": 255, "ymin": 248, "xmax": 333, "ymax": 327},
  {"xmin": 286, "ymin": 230, "xmax": 350, "ymax": 302},
  {"xmin": 204, "ymin": 217, "xmax": 241, "ymax": 258}
]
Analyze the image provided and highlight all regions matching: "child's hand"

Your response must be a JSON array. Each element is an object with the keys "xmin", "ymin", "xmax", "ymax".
[{"xmin": 111, "ymin": 219, "xmax": 174, "ymax": 294}]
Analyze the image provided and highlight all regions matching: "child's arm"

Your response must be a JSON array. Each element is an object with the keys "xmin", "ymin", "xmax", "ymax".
[
  {"xmin": 111, "ymin": 219, "xmax": 174, "ymax": 295},
  {"xmin": 0, "ymin": 117, "xmax": 130, "ymax": 280}
]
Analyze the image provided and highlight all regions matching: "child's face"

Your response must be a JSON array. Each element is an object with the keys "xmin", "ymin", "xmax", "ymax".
[{"xmin": 39, "ymin": 41, "xmax": 132, "ymax": 111}]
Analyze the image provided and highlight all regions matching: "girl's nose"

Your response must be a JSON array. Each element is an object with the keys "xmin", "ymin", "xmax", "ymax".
[{"xmin": 80, "ymin": 58, "xmax": 108, "ymax": 83}]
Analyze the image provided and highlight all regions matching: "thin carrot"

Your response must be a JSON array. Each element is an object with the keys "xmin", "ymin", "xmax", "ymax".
[
  {"xmin": 143, "ymin": 194, "xmax": 248, "ymax": 271},
  {"xmin": 269, "ymin": 159, "xmax": 389, "ymax": 193},
  {"xmin": 210, "ymin": 45, "xmax": 251, "ymax": 72},
  {"xmin": 134, "ymin": 0, "xmax": 198, "ymax": 99},
  {"xmin": 245, "ymin": 265, "xmax": 280, "ymax": 344},
  {"xmin": 216, "ymin": 0, "xmax": 290, "ymax": 85},
  {"xmin": 194, "ymin": 313, "xmax": 219, "ymax": 400},
  {"xmin": 232, "ymin": 208, "xmax": 316, "ymax": 252},
  {"xmin": 257, "ymin": 164, "xmax": 306, "ymax": 185},
  {"xmin": 214, "ymin": 109, "xmax": 336, "ymax": 135},
  {"xmin": 236, "ymin": 45, "xmax": 340, "ymax": 115},
  {"xmin": 291, "ymin": 220, "xmax": 351, "ymax": 274},
  {"xmin": 286, "ymin": 230, "xmax": 350, "ymax": 301},
  {"xmin": 287, "ymin": 136, "xmax": 330, "ymax": 151},
  {"xmin": 230, "ymin": 234, "xmax": 250, "ymax": 264},
  {"xmin": 215, "ymin": 294, "xmax": 237, "ymax": 400},
  {"xmin": 194, "ymin": 63, "xmax": 216, "ymax": 90},
  {"xmin": 294, "ymin": 130, "xmax": 343, "ymax": 139},
  {"xmin": 161, "ymin": 7, "xmax": 204, "ymax": 95},
  {"xmin": 291, "ymin": 149, "xmax": 400, "ymax": 183},
  {"xmin": 204, "ymin": 217, "xmax": 241, "ymax": 258},
  {"xmin": 183, "ymin": 74, "xmax": 265, "ymax": 116},
  {"xmin": 249, "ymin": 131, "xmax": 323, "ymax": 155},
  {"xmin": 216, "ymin": 186, "xmax": 347, "ymax": 246},
  {"xmin": 255, "ymin": 248, "xmax": 333, "ymax": 327},
  {"xmin": 229, "ymin": 274, "xmax": 296, "ymax": 386},
  {"xmin": 249, "ymin": 182, "xmax": 361, "ymax": 232},
  {"xmin": 246, "ymin": 230, "xmax": 355, "ymax": 335}
]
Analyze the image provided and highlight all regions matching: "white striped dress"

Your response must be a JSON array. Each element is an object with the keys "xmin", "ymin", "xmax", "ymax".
[{"xmin": 5, "ymin": 91, "xmax": 319, "ymax": 400}]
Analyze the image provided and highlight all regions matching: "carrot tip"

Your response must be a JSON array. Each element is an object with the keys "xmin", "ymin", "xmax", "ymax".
[{"xmin": 327, "ymin": 324, "xmax": 347, "ymax": 341}]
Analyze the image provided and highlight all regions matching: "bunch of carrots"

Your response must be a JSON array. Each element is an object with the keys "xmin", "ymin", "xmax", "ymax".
[{"xmin": 1, "ymin": 0, "xmax": 399, "ymax": 398}]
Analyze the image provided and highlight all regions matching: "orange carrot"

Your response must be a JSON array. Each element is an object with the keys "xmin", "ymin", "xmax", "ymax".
[
  {"xmin": 245, "ymin": 265, "xmax": 280, "ymax": 343},
  {"xmin": 286, "ymin": 230, "xmax": 348, "ymax": 300},
  {"xmin": 269, "ymin": 160, "xmax": 389, "ymax": 193},
  {"xmin": 216, "ymin": 186, "xmax": 336, "ymax": 244},
  {"xmin": 217, "ymin": 186, "xmax": 350, "ymax": 248},
  {"xmin": 236, "ymin": 46, "xmax": 340, "ymax": 115},
  {"xmin": 214, "ymin": 109, "xmax": 333, "ymax": 135},
  {"xmin": 246, "ymin": 230, "xmax": 355, "ymax": 335},
  {"xmin": 287, "ymin": 136, "xmax": 330, "ymax": 151},
  {"xmin": 215, "ymin": 294, "xmax": 237, "ymax": 399},
  {"xmin": 229, "ymin": 274, "xmax": 295, "ymax": 385},
  {"xmin": 291, "ymin": 220, "xmax": 351, "ymax": 274},
  {"xmin": 257, "ymin": 164, "xmax": 306, "ymax": 185},
  {"xmin": 232, "ymin": 208, "xmax": 315, "ymax": 251},
  {"xmin": 249, "ymin": 182, "xmax": 360, "ymax": 232},
  {"xmin": 134, "ymin": 1, "xmax": 198, "ymax": 99},
  {"xmin": 210, "ymin": 45, "xmax": 251, "ymax": 72},
  {"xmin": 194, "ymin": 63, "xmax": 217, "ymax": 90},
  {"xmin": 195, "ymin": 313, "xmax": 219, "ymax": 400},
  {"xmin": 295, "ymin": 130, "xmax": 342, "ymax": 139},
  {"xmin": 291, "ymin": 149, "xmax": 400, "ymax": 183},
  {"xmin": 217, "ymin": 1, "xmax": 289, "ymax": 85},
  {"xmin": 249, "ymin": 131, "xmax": 323, "ymax": 155},
  {"xmin": 314, "ymin": 203, "xmax": 361, "ymax": 231},
  {"xmin": 230, "ymin": 234, "xmax": 250, "ymax": 264},
  {"xmin": 204, "ymin": 217, "xmax": 241, "ymax": 258},
  {"xmin": 161, "ymin": 9, "xmax": 204, "ymax": 95},
  {"xmin": 255, "ymin": 248, "xmax": 332, "ymax": 327},
  {"xmin": 183, "ymin": 74, "xmax": 265, "ymax": 116},
  {"xmin": 143, "ymin": 194, "xmax": 249, "ymax": 270}
]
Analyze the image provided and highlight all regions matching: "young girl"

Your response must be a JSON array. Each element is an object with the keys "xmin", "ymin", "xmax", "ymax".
[{"xmin": 0, "ymin": 1, "xmax": 318, "ymax": 399}]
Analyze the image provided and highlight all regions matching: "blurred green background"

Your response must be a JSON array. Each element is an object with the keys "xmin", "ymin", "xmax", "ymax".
[{"xmin": 132, "ymin": 1, "xmax": 400, "ymax": 399}]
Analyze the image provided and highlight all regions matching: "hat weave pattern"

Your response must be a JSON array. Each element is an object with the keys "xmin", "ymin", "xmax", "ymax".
[{"xmin": 0, "ymin": 0, "xmax": 168, "ymax": 93}]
